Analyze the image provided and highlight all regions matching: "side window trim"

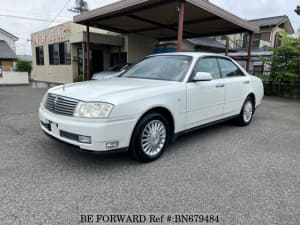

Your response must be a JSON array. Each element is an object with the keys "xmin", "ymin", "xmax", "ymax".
[
  {"xmin": 217, "ymin": 58, "xmax": 245, "ymax": 78},
  {"xmin": 189, "ymin": 56, "xmax": 222, "ymax": 81}
]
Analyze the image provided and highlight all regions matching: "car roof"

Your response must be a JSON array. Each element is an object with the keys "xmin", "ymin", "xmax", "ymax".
[{"xmin": 149, "ymin": 52, "xmax": 231, "ymax": 60}]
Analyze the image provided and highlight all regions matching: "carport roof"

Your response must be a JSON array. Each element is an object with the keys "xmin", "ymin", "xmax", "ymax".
[{"xmin": 73, "ymin": 0, "xmax": 259, "ymax": 41}]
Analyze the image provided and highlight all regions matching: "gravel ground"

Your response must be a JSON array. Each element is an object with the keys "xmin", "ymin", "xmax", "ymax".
[{"xmin": 0, "ymin": 86, "xmax": 299, "ymax": 225}]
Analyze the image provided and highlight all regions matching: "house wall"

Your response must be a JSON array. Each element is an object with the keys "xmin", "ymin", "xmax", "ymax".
[
  {"xmin": 31, "ymin": 22, "xmax": 118, "ymax": 84},
  {"xmin": 125, "ymin": 34, "xmax": 158, "ymax": 63},
  {"xmin": 270, "ymin": 26, "xmax": 284, "ymax": 47},
  {"xmin": 31, "ymin": 23, "xmax": 74, "ymax": 84},
  {"xmin": 31, "ymin": 23, "xmax": 158, "ymax": 83},
  {"xmin": 0, "ymin": 32, "xmax": 16, "ymax": 53}
]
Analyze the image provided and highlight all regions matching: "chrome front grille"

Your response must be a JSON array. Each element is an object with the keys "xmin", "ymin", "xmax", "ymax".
[{"xmin": 45, "ymin": 94, "xmax": 79, "ymax": 116}]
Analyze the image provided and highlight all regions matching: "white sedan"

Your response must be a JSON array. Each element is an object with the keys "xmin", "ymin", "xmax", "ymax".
[{"xmin": 39, "ymin": 53, "xmax": 263, "ymax": 162}]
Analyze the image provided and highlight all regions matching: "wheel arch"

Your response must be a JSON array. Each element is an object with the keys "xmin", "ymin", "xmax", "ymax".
[
  {"xmin": 240, "ymin": 93, "xmax": 256, "ymax": 114},
  {"xmin": 129, "ymin": 106, "xmax": 175, "ymax": 145},
  {"xmin": 247, "ymin": 92, "xmax": 256, "ymax": 106}
]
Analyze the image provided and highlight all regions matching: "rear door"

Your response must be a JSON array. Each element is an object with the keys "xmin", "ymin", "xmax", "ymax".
[
  {"xmin": 217, "ymin": 58, "xmax": 250, "ymax": 117},
  {"xmin": 186, "ymin": 57, "xmax": 225, "ymax": 129}
]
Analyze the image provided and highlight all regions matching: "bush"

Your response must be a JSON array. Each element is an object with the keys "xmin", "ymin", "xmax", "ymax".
[{"xmin": 15, "ymin": 60, "xmax": 32, "ymax": 73}]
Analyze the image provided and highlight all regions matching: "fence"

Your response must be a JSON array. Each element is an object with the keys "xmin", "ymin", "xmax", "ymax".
[
  {"xmin": 249, "ymin": 70, "xmax": 271, "ymax": 76},
  {"xmin": 251, "ymin": 71, "xmax": 300, "ymax": 98},
  {"xmin": 263, "ymin": 81, "xmax": 300, "ymax": 98},
  {"xmin": 0, "ymin": 71, "xmax": 29, "ymax": 85}
]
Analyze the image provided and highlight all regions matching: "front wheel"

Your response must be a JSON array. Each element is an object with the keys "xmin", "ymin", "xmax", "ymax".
[
  {"xmin": 129, "ymin": 113, "xmax": 169, "ymax": 162},
  {"xmin": 236, "ymin": 97, "xmax": 254, "ymax": 126}
]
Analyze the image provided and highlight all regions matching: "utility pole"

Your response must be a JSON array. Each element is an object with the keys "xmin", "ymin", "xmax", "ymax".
[{"xmin": 68, "ymin": 0, "xmax": 89, "ymax": 79}]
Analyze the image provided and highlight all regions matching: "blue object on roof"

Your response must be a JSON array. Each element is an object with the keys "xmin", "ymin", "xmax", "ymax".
[{"xmin": 153, "ymin": 48, "xmax": 177, "ymax": 54}]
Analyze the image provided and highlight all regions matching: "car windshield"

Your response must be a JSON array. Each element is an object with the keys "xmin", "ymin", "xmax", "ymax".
[{"xmin": 122, "ymin": 55, "xmax": 192, "ymax": 81}]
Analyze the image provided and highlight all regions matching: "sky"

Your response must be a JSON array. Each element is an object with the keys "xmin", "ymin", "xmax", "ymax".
[{"xmin": 0, "ymin": 0, "xmax": 299, "ymax": 56}]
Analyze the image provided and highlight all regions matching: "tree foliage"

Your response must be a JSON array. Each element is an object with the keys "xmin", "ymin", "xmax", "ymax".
[
  {"xmin": 257, "ymin": 30, "xmax": 300, "ymax": 97},
  {"xmin": 263, "ymin": 30, "xmax": 300, "ymax": 83},
  {"xmin": 15, "ymin": 60, "xmax": 32, "ymax": 73}
]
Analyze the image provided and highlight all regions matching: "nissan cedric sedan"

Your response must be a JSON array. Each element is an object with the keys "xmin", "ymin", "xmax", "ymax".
[{"xmin": 39, "ymin": 53, "xmax": 264, "ymax": 162}]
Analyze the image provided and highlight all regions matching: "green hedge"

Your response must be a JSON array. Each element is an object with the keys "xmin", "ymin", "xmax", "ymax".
[
  {"xmin": 263, "ymin": 81, "xmax": 300, "ymax": 98},
  {"xmin": 15, "ymin": 60, "xmax": 32, "ymax": 73}
]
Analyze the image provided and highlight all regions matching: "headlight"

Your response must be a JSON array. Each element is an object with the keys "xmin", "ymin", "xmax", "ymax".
[
  {"xmin": 41, "ymin": 92, "xmax": 48, "ymax": 106},
  {"xmin": 73, "ymin": 102, "xmax": 114, "ymax": 118}
]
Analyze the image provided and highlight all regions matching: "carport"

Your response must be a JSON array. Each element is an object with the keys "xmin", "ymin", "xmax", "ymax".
[{"xmin": 74, "ymin": 0, "xmax": 259, "ymax": 78}]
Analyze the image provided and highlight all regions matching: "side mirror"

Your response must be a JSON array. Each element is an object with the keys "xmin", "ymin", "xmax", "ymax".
[{"xmin": 193, "ymin": 72, "xmax": 213, "ymax": 81}]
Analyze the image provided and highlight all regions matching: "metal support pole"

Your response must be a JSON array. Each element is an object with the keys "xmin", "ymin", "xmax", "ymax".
[
  {"xmin": 177, "ymin": 1, "xmax": 185, "ymax": 52},
  {"xmin": 82, "ymin": 42, "xmax": 85, "ymax": 76},
  {"xmin": 86, "ymin": 24, "xmax": 90, "ymax": 80},
  {"xmin": 225, "ymin": 37, "xmax": 229, "ymax": 56},
  {"xmin": 246, "ymin": 32, "xmax": 253, "ymax": 72}
]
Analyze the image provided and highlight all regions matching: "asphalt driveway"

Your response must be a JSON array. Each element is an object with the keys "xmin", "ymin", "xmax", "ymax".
[{"xmin": 0, "ymin": 86, "xmax": 299, "ymax": 225}]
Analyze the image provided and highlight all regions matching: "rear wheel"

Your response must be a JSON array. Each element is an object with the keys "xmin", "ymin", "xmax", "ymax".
[
  {"xmin": 129, "ymin": 112, "xmax": 169, "ymax": 162},
  {"xmin": 236, "ymin": 96, "xmax": 254, "ymax": 126}
]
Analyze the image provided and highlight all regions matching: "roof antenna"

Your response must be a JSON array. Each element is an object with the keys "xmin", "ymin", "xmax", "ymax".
[{"xmin": 68, "ymin": 0, "xmax": 88, "ymax": 14}]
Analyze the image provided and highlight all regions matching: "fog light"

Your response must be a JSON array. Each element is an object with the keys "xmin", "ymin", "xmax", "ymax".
[
  {"xmin": 78, "ymin": 135, "xmax": 91, "ymax": 144},
  {"xmin": 106, "ymin": 141, "xmax": 119, "ymax": 150}
]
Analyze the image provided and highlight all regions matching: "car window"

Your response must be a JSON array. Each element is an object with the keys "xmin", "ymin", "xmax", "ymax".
[
  {"xmin": 217, "ymin": 58, "xmax": 244, "ymax": 77},
  {"xmin": 193, "ymin": 58, "xmax": 221, "ymax": 79},
  {"xmin": 122, "ymin": 55, "xmax": 192, "ymax": 81}
]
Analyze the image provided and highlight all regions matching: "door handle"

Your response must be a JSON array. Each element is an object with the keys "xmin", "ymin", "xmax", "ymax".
[
  {"xmin": 243, "ymin": 80, "xmax": 250, "ymax": 84},
  {"xmin": 216, "ymin": 83, "xmax": 225, "ymax": 88}
]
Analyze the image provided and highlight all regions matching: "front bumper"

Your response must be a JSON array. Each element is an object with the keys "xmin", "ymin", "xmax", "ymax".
[{"xmin": 39, "ymin": 105, "xmax": 136, "ymax": 151}]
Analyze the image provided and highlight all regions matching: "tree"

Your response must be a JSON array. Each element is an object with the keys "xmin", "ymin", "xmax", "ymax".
[
  {"xmin": 15, "ymin": 60, "xmax": 32, "ymax": 74},
  {"xmin": 259, "ymin": 30, "xmax": 300, "ymax": 96}
]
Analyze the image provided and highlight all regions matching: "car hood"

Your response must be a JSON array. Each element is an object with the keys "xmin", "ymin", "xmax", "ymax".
[{"xmin": 49, "ymin": 78, "xmax": 177, "ymax": 103}]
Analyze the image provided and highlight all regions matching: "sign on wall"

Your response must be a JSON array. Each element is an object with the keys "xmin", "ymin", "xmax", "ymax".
[
  {"xmin": 34, "ymin": 26, "xmax": 65, "ymax": 46},
  {"xmin": 34, "ymin": 34, "xmax": 39, "ymax": 45},
  {"xmin": 48, "ymin": 28, "xmax": 55, "ymax": 43},
  {"xmin": 58, "ymin": 26, "xmax": 65, "ymax": 41},
  {"xmin": 41, "ymin": 32, "xmax": 46, "ymax": 44}
]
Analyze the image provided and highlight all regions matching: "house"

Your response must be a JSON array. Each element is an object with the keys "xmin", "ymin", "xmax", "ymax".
[
  {"xmin": 31, "ymin": 22, "xmax": 156, "ymax": 84},
  {"xmin": 216, "ymin": 15, "xmax": 294, "ymax": 51},
  {"xmin": 0, "ymin": 28, "xmax": 18, "ymax": 53},
  {"xmin": 215, "ymin": 15, "xmax": 294, "ymax": 73},
  {"xmin": 0, "ymin": 28, "xmax": 18, "ymax": 72}
]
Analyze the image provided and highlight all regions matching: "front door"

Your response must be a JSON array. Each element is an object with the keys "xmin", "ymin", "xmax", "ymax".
[{"xmin": 186, "ymin": 57, "xmax": 225, "ymax": 129}]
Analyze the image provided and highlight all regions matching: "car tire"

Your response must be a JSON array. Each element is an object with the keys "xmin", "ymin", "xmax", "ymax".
[
  {"xmin": 236, "ymin": 96, "xmax": 255, "ymax": 126},
  {"xmin": 129, "ymin": 112, "xmax": 170, "ymax": 162}
]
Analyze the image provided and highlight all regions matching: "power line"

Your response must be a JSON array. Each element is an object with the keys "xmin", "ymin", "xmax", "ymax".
[
  {"xmin": 45, "ymin": 0, "xmax": 73, "ymax": 28},
  {"xmin": 0, "ymin": 14, "xmax": 67, "ymax": 23},
  {"xmin": 0, "ymin": 9, "xmax": 71, "ymax": 20}
]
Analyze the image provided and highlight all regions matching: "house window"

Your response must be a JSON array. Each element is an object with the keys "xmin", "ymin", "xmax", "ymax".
[
  {"xmin": 35, "ymin": 46, "xmax": 44, "ymax": 65},
  {"xmin": 49, "ymin": 41, "xmax": 71, "ymax": 65},
  {"xmin": 261, "ymin": 32, "xmax": 271, "ymax": 42}
]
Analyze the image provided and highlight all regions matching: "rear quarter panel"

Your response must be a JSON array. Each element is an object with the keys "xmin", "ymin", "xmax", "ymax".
[{"xmin": 249, "ymin": 75, "xmax": 264, "ymax": 107}]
